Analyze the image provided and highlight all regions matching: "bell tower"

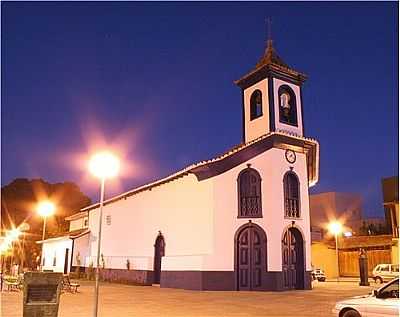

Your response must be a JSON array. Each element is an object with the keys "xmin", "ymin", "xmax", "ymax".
[{"xmin": 235, "ymin": 39, "xmax": 307, "ymax": 143}]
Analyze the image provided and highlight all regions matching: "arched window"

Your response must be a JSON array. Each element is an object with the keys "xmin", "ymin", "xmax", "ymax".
[
  {"xmin": 278, "ymin": 85, "xmax": 297, "ymax": 126},
  {"xmin": 283, "ymin": 172, "xmax": 300, "ymax": 218},
  {"xmin": 250, "ymin": 90, "xmax": 263, "ymax": 120},
  {"xmin": 238, "ymin": 167, "xmax": 262, "ymax": 218}
]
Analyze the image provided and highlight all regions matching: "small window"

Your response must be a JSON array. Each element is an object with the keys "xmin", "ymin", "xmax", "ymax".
[
  {"xmin": 84, "ymin": 218, "xmax": 89, "ymax": 227},
  {"xmin": 279, "ymin": 85, "xmax": 297, "ymax": 126},
  {"xmin": 53, "ymin": 254, "xmax": 57, "ymax": 266},
  {"xmin": 392, "ymin": 265, "xmax": 399, "ymax": 273},
  {"xmin": 238, "ymin": 167, "xmax": 262, "ymax": 218},
  {"xmin": 106, "ymin": 215, "xmax": 111, "ymax": 226},
  {"xmin": 380, "ymin": 264, "xmax": 390, "ymax": 272},
  {"xmin": 250, "ymin": 90, "xmax": 263, "ymax": 120},
  {"xmin": 283, "ymin": 171, "xmax": 300, "ymax": 218}
]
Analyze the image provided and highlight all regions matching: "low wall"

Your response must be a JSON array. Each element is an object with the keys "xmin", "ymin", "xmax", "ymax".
[{"xmin": 84, "ymin": 268, "xmax": 154, "ymax": 286}]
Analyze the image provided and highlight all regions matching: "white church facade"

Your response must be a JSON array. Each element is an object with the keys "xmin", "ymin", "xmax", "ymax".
[{"xmin": 41, "ymin": 39, "xmax": 319, "ymax": 291}]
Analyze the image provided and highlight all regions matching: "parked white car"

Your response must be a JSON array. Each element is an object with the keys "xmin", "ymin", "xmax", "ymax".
[
  {"xmin": 372, "ymin": 264, "xmax": 399, "ymax": 284},
  {"xmin": 332, "ymin": 278, "xmax": 399, "ymax": 317}
]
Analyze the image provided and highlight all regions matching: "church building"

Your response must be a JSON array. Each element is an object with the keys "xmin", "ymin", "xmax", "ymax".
[{"xmin": 41, "ymin": 38, "xmax": 319, "ymax": 291}]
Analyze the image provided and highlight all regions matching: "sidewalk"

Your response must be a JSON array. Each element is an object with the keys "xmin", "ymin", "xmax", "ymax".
[{"xmin": 324, "ymin": 277, "xmax": 375, "ymax": 283}]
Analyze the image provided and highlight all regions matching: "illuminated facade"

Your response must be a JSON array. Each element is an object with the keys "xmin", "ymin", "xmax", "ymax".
[
  {"xmin": 382, "ymin": 176, "xmax": 399, "ymax": 264},
  {"xmin": 44, "ymin": 39, "xmax": 319, "ymax": 291}
]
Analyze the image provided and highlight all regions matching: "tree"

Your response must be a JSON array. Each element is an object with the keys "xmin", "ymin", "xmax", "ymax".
[{"xmin": 358, "ymin": 220, "xmax": 389, "ymax": 236}]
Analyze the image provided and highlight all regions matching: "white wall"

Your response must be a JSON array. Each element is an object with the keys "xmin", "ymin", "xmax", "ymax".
[
  {"xmin": 42, "ymin": 238, "xmax": 73, "ymax": 273},
  {"xmin": 87, "ymin": 173, "xmax": 214, "ymax": 271},
  {"xmin": 203, "ymin": 147, "xmax": 312, "ymax": 272},
  {"xmin": 273, "ymin": 78, "xmax": 303, "ymax": 136},
  {"xmin": 72, "ymin": 234, "xmax": 90, "ymax": 267},
  {"xmin": 85, "ymin": 147, "xmax": 312, "ymax": 274},
  {"xmin": 244, "ymin": 78, "xmax": 270, "ymax": 143},
  {"xmin": 69, "ymin": 217, "xmax": 88, "ymax": 232}
]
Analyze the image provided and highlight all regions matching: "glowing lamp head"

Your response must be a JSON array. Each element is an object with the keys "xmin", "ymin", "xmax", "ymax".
[
  {"xmin": 328, "ymin": 221, "xmax": 343, "ymax": 236},
  {"xmin": 89, "ymin": 151, "xmax": 120, "ymax": 179},
  {"xmin": 37, "ymin": 201, "xmax": 55, "ymax": 218},
  {"xmin": 7, "ymin": 228, "xmax": 21, "ymax": 240}
]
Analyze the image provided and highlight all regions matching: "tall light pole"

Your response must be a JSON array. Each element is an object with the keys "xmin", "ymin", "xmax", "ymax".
[
  {"xmin": 328, "ymin": 221, "xmax": 343, "ymax": 283},
  {"xmin": 37, "ymin": 201, "xmax": 55, "ymax": 271},
  {"xmin": 89, "ymin": 151, "xmax": 120, "ymax": 317}
]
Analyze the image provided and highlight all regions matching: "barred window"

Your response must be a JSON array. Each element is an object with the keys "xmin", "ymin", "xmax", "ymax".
[
  {"xmin": 238, "ymin": 167, "xmax": 262, "ymax": 218},
  {"xmin": 283, "ymin": 172, "xmax": 300, "ymax": 218},
  {"xmin": 278, "ymin": 85, "xmax": 297, "ymax": 126},
  {"xmin": 250, "ymin": 90, "xmax": 263, "ymax": 120}
]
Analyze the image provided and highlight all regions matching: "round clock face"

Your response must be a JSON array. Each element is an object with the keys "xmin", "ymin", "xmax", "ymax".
[{"xmin": 285, "ymin": 150, "xmax": 296, "ymax": 164}]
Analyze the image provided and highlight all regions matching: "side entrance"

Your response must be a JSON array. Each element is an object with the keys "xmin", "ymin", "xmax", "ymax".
[
  {"xmin": 235, "ymin": 222, "xmax": 267, "ymax": 291},
  {"xmin": 153, "ymin": 233, "xmax": 165, "ymax": 284},
  {"xmin": 282, "ymin": 227, "xmax": 305, "ymax": 289}
]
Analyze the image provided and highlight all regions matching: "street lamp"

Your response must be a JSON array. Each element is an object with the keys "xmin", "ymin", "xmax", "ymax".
[
  {"xmin": 328, "ymin": 221, "xmax": 343, "ymax": 283},
  {"xmin": 7, "ymin": 228, "xmax": 21, "ymax": 241},
  {"xmin": 89, "ymin": 151, "xmax": 120, "ymax": 317},
  {"xmin": 37, "ymin": 201, "xmax": 55, "ymax": 270}
]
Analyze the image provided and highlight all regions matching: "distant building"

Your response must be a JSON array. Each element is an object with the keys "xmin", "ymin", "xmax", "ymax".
[
  {"xmin": 382, "ymin": 176, "xmax": 399, "ymax": 264},
  {"xmin": 37, "ymin": 211, "xmax": 89, "ymax": 274},
  {"xmin": 309, "ymin": 192, "xmax": 363, "ymax": 240},
  {"xmin": 311, "ymin": 235, "xmax": 392, "ymax": 278}
]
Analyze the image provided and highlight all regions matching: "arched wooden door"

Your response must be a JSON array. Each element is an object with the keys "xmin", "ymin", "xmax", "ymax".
[
  {"xmin": 153, "ymin": 234, "xmax": 165, "ymax": 284},
  {"xmin": 282, "ymin": 227, "xmax": 304, "ymax": 289},
  {"xmin": 235, "ymin": 223, "xmax": 266, "ymax": 291}
]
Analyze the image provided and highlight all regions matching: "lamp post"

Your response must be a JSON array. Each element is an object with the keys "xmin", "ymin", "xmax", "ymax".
[
  {"xmin": 89, "ymin": 151, "xmax": 120, "ymax": 317},
  {"xmin": 8, "ymin": 228, "xmax": 21, "ymax": 271},
  {"xmin": 37, "ymin": 201, "xmax": 55, "ymax": 271},
  {"xmin": 328, "ymin": 221, "xmax": 342, "ymax": 283}
]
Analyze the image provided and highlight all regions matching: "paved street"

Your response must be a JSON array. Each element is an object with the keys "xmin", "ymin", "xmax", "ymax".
[{"xmin": 1, "ymin": 281, "xmax": 376, "ymax": 317}]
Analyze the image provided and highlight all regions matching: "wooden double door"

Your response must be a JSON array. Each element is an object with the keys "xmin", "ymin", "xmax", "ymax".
[
  {"xmin": 282, "ymin": 228, "xmax": 304, "ymax": 289},
  {"xmin": 236, "ymin": 224, "xmax": 266, "ymax": 291}
]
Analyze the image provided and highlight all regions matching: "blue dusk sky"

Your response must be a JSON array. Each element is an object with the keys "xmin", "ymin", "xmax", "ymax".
[{"xmin": 1, "ymin": 2, "xmax": 398, "ymax": 217}]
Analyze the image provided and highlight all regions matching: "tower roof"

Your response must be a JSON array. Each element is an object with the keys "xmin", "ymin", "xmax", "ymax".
[
  {"xmin": 235, "ymin": 39, "xmax": 307, "ymax": 89},
  {"xmin": 256, "ymin": 39, "xmax": 289, "ymax": 69}
]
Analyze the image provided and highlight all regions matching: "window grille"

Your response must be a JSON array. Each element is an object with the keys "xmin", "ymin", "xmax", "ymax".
[
  {"xmin": 238, "ymin": 168, "xmax": 262, "ymax": 218},
  {"xmin": 283, "ymin": 172, "xmax": 300, "ymax": 218}
]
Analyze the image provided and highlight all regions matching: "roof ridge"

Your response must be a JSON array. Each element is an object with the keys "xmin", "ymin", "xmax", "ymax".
[{"xmin": 80, "ymin": 131, "xmax": 318, "ymax": 212}]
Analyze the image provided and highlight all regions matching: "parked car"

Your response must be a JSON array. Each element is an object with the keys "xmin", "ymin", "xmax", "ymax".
[
  {"xmin": 332, "ymin": 277, "xmax": 399, "ymax": 317},
  {"xmin": 312, "ymin": 268, "xmax": 326, "ymax": 282},
  {"xmin": 373, "ymin": 264, "xmax": 399, "ymax": 284}
]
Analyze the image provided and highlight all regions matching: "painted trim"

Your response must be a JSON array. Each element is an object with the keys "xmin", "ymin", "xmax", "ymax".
[
  {"xmin": 161, "ymin": 271, "xmax": 235, "ymax": 291},
  {"xmin": 268, "ymin": 76, "xmax": 275, "ymax": 132},
  {"xmin": 235, "ymin": 64, "xmax": 307, "ymax": 90},
  {"xmin": 241, "ymin": 89, "xmax": 245, "ymax": 142},
  {"xmin": 192, "ymin": 134, "xmax": 317, "ymax": 183},
  {"xmin": 299, "ymin": 85, "xmax": 305, "ymax": 135}
]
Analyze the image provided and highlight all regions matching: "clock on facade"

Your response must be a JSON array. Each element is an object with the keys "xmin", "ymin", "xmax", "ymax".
[{"xmin": 285, "ymin": 149, "xmax": 296, "ymax": 164}]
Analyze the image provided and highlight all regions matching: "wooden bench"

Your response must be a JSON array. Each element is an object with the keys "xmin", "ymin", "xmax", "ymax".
[{"xmin": 62, "ymin": 275, "xmax": 80, "ymax": 293}]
